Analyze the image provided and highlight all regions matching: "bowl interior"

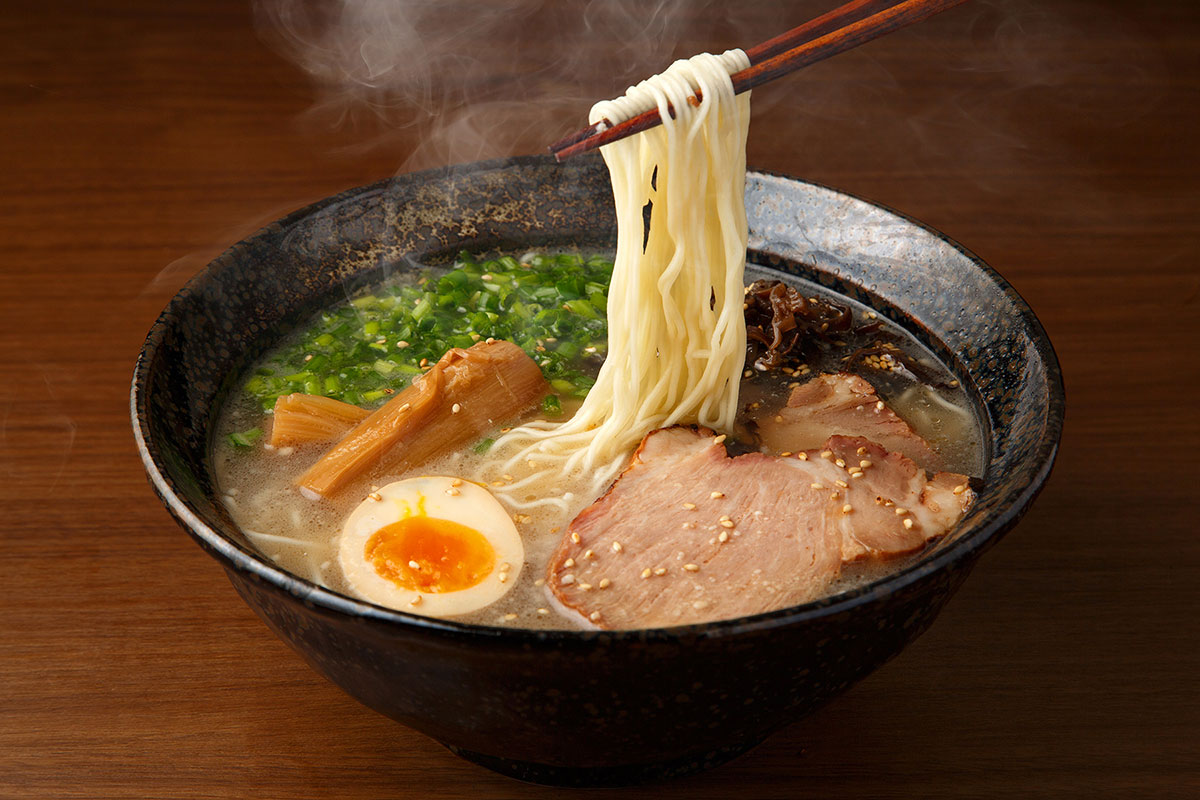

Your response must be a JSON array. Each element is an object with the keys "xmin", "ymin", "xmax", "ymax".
[{"xmin": 132, "ymin": 154, "xmax": 1063, "ymax": 634}]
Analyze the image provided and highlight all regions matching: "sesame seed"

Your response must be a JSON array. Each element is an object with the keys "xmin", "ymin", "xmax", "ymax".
[
  {"xmin": 718, "ymin": 531, "xmax": 729, "ymax": 543},
  {"xmin": 835, "ymin": 458, "xmax": 846, "ymax": 468},
  {"xmin": 682, "ymin": 502, "xmax": 696, "ymax": 510},
  {"xmin": 408, "ymin": 560, "xmax": 420, "ymax": 570},
  {"xmin": 445, "ymin": 487, "xmax": 460, "ymax": 496},
  {"xmin": 419, "ymin": 358, "xmax": 428, "ymax": 367},
  {"xmin": 303, "ymin": 354, "xmax": 313, "ymax": 362},
  {"xmin": 774, "ymin": 415, "xmax": 784, "ymax": 423},
  {"xmin": 612, "ymin": 541, "xmax": 623, "ymax": 553},
  {"xmin": 821, "ymin": 450, "xmax": 833, "ymax": 460},
  {"xmin": 743, "ymin": 370, "xmax": 753, "ymax": 378},
  {"xmin": 570, "ymin": 531, "xmax": 581, "ymax": 543},
  {"xmin": 780, "ymin": 451, "xmax": 792, "ymax": 457},
  {"xmin": 563, "ymin": 558, "xmax": 575, "ymax": 568},
  {"xmin": 895, "ymin": 507, "xmax": 909, "ymax": 516},
  {"xmin": 584, "ymin": 549, "xmax": 595, "ymax": 559},
  {"xmin": 857, "ymin": 446, "xmax": 868, "ymax": 455},
  {"xmin": 560, "ymin": 574, "xmax": 575, "ymax": 585},
  {"xmin": 368, "ymin": 492, "xmax": 382, "ymax": 501},
  {"xmin": 654, "ymin": 567, "xmax": 667, "ymax": 576},
  {"xmin": 399, "ymin": 403, "xmax": 411, "ymax": 413},
  {"xmin": 504, "ymin": 613, "xmax": 518, "ymax": 621},
  {"xmin": 953, "ymin": 484, "xmax": 967, "ymax": 495},
  {"xmin": 719, "ymin": 519, "xmax": 735, "ymax": 529},
  {"xmin": 848, "ymin": 467, "xmax": 862, "ymax": 475},
  {"xmin": 450, "ymin": 478, "xmax": 463, "ymax": 487},
  {"xmin": 486, "ymin": 337, "xmax": 495, "ymax": 344},
  {"xmin": 498, "ymin": 573, "xmax": 508, "ymax": 583},
  {"xmin": 711, "ymin": 491, "xmax": 725, "ymax": 499},
  {"xmin": 499, "ymin": 562, "xmax": 511, "ymax": 571},
  {"xmin": 589, "ymin": 611, "xmax": 602, "ymax": 622},
  {"xmin": 579, "ymin": 583, "xmax": 592, "ymax": 591},
  {"xmin": 409, "ymin": 596, "xmax": 422, "ymax": 606},
  {"xmin": 397, "ymin": 340, "xmax": 410, "ymax": 349},
  {"xmin": 534, "ymin": 579, "xmax": 545, "ymax": 587},
  {"xmin": 797, "ymin": 452, "xmax": 808, "ymax": 461},
  {"xmin": 811, "ymin": 483, "xmax": 825, "ymax": 490},
  {"xmin": 835, "ymin": 480, "xmax": 848, "ymax": 488},
  {"xmin": 599, "ymin": 578, "xmax": 611, "ymax": 589},
  {"xmin": 860, "ymin": 460, "xmax": 872, "ymax": 468},
  {"xmin": 537, "ymin": 608, "xmax": 550, "ymax": 616},
  {"xmin": 502, "ymin": 474, "xmax": 514, "ymax": 481},
  {"xmin": 641, "ymin": 568, "xmax": 652, "ymax": 579},
  {"xmin": 693, "ymin": 600, "xmax": 709, "ymax": 610},
  {"xmin": 513, "ymin": 513, "xmax": 531, "ymax": 524},
  {"xmin": 842, "ymin": 504, "xmax": 853, "ymax": 514},
  {"xmin": 451, "ymin": 403, "xmax": 461, "ymax": 414},
  {"xmin": 684, "ymin": 563, "xmax": 700, "ymax": 572},
  {"xmin": 875, "ymin": 400, "xmax": 885, "ymax": 411},
  {"xmin": 831, "ymin": 492, "xmax": 841, "ymax": 500},
  {"xmin": 949, "ymin": 379, "xmax": 960, "ymax": 387},
  {"xmin": 867, "ymin": 311, "xmax": 877, "ymax": 319},
  {"xmin": 681, "ymin": 522, "xmax": 694, "ymax": 529},
  {"xmin": 851, "ymin": 473, "xmax": 864, "ymax": 479},
  {"xmin": 713, "ymin": 434, "xmax": 727, "ymax": 444},
  {"xmin": 903, "ymin": 518, "xmax": 914, "ymax": 529}
]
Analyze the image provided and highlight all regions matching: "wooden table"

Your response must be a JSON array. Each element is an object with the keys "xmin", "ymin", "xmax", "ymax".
[{"xmin": 3, "ymin": 1, "xmax": 1196, "ymax": 797}]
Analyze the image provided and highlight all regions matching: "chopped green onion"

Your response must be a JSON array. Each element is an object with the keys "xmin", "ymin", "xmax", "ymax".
[
  {"xmin": 227, "ymin": 428, "xmax": 263, "ymax": 449},
  {"xmin": 241, "ymin": 251, "xmax": 613, "ymax": 410}
]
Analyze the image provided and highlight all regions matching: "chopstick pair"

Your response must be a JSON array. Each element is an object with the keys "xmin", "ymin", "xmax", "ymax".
[{"xmin": 550, "ymin": 0, "xmax": 968, "ymax": 161}]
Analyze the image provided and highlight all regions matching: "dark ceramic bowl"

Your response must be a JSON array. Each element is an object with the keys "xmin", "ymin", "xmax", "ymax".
[{"xmin": 132, "ymin": 154, "xmax": 1063, "ymax": 786}]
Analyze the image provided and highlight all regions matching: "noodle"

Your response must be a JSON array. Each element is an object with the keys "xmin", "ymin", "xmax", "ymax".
[{"xmin": 489, "ymin": 50, "xmax": 752, "ymax": 498}]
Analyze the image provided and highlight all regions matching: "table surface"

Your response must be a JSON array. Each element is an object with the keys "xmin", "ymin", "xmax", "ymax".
[{"xmin": 3, "ymin": 0, "xmax": 1197, "ymax": 797}]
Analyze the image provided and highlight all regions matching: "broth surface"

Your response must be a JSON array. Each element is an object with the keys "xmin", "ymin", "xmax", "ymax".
[{"xmin": 213, "ymin": 254, "xmax": 983, "ymax": 629}]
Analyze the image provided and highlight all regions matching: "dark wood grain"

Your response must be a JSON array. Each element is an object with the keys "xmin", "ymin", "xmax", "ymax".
[{"xmin": 2, "ymin": 0, "xmax": 1197, "ymax": 797}]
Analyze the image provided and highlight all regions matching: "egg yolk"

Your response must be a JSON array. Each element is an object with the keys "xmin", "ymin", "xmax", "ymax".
[{"xmin": 364, "ymin": 516, "xmax": 496, "ymax": 593}]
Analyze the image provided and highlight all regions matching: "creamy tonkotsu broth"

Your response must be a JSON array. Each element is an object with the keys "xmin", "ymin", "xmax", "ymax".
[{"xmin": 212, "ymin": 255, "xmax": 982, "ymax": 630}]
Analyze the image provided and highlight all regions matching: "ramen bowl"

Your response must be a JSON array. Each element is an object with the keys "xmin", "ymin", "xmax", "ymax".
[{"xmin": 131, "ymin": 154, "xmax": 1063, "ymax": 786}]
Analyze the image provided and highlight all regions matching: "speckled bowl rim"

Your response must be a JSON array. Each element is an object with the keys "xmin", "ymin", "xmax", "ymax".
[{"xmin": 132, "ymin": 156, "xmax": 1065, "ymax": 645}]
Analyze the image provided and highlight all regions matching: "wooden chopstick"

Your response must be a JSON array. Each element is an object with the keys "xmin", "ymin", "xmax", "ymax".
[
  {"xmin": 546, "ymin": 0, "xmax": 897, "ymax": 156},
  {"xmin": 551, "ymin": 0, "xmax": 967, "ymax": 161}
]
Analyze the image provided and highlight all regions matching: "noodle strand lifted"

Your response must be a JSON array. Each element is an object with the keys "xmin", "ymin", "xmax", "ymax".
[{"xmin": 491, "ymin": 49, "xmax": 751, "ymax": 500}]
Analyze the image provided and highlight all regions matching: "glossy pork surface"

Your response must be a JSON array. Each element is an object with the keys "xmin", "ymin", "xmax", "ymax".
[
  {"xmin": 757, "ymin": 372, "xmax": 939, "ymax": 468},
  {"xmin": 547, "ymin": 427, "xmax": 973, "ymax": 629}
]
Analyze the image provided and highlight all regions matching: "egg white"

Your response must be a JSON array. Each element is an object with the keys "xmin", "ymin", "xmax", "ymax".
[{"xmin": 338, "ymin": 476, "xmax": 523, "ymax": 618}]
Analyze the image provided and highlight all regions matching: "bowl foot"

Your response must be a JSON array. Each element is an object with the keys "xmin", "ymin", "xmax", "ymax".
[{"xmin": 443, "ymin": 739, "xmax": 763, "ymax": 787}]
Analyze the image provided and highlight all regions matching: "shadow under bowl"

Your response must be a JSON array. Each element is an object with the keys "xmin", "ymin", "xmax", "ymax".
[{"xmin": 131, "ymin": 154, "xmax": 1063, "ymax": 787}]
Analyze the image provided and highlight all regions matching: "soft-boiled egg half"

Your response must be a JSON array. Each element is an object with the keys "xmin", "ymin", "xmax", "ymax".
[{"xmin": 338, "ymin": 476, "xmax": 523, "ymax": 618}]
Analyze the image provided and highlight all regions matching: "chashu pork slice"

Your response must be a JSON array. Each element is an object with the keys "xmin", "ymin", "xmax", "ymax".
[
  {"xmin": 546, "ymin": 427, "xmax": 973, "ymax": 630},
  {"xmin": 757, "ymin": 372, "xmax": 939, "ymax": 469}
]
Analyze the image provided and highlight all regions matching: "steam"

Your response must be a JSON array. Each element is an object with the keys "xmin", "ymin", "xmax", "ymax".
[
  {"xmin": 253, "ymin": 0, "xmax": 1167, "ymax": 196},
  {"xmin": 253, "ymin": 0, "xmax": 747, "ymax": 169},
  {"xmin": 0, "ymin": 364, "xmax": 77, "ymax": 497}
]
